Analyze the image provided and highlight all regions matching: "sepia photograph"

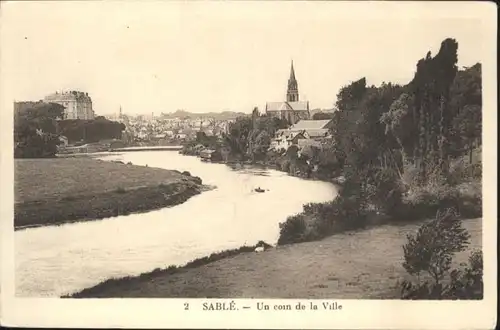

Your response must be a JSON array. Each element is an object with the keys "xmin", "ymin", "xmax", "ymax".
[{"xmin": 0, "ymin": 1, "xmax": 497, "ymax": 329}]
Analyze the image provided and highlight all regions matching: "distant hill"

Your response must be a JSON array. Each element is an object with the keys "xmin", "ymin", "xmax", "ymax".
[{"xmin": 160, "ymin": 110, "xmax": 247, "ymax": 120}]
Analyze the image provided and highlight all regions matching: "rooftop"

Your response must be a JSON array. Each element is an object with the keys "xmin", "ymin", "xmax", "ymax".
[
  {"xmin": 291, "ymin": 119, "xmax": 332, "ymax": 130},
  {"xmin": 266, "ymin": 101, "xmax": 309, "ymax": 111},
  {"xmin": 44, "ymin": 91, "xmax": 92, "ymax": 102}
]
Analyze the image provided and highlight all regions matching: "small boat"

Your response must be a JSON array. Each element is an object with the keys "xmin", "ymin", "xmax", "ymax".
[{"xmin": 254, "ymin": 187, "xmax": 265, "ymax": 193}]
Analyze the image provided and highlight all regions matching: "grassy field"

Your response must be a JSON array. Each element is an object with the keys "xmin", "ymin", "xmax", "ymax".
[
  {"xmin": 14, "ymin": 158, "xmax": 206, "ymax": 229},
  {"xmin": 69, "ymin": 217, "xmax": 481, "ymax": 299}
]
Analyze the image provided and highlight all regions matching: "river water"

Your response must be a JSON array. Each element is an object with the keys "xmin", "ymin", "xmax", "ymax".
[{"xmin": 15, "ymin": 151, "xmax": 338, "ymax": 297}]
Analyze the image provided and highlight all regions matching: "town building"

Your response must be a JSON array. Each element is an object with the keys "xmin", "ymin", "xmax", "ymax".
[
  {"xmin": 289, "ymin": 119, "xmax": 334, "ymax": 139},
  {"xmin": 269, "ymin": 119, "xmax": 333, "ymax": 152},
  {"xmin": 44, "ymin": 90, "xmax": 94, "ymax": 120},
  {"xmin": 265, "ymin": 61, "xmax": 311, "ymax": 124},
  {"xmin": 269, "ymin": 129, "xmax": 309, "ymax": 151}
]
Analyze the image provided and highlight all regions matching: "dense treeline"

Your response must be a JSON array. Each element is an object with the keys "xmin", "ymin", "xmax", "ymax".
[
  {"xmin": 274, "ymin": 38, "xmax": 483, "ymax": 299},
  {"xmin": 58, "ymin": 117, "xmax": 125, "ymax": 143},
  {"xmin": 278, "ymin": 38, "xmax": 482, "ymax": 245},
  {"xmin": 14, "ymin": 103, "xmax": 126, "ymax": 158},
  {"xmin": 14, "ymin": 103, "xmax": 65, "ymax": 158}
]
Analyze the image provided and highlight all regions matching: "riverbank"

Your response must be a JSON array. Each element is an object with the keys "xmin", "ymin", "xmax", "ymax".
[
  {"xmin": 67, "ymin": 217, "xmax": 481, "ymax": 298},
  {"xmin": 180, "ymin": 148, "xmax": 342, "ymax": 184},
  {"xmin": 14, "ymin": 158, "xmax": 211, "ymax": 230}
]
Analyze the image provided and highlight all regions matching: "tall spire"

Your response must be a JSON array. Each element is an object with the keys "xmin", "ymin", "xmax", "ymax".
[{"xmin": 286, "ymin": 59, "xmax": 299, "ymax": 102}]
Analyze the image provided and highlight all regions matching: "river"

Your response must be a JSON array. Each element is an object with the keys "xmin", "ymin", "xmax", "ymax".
[{"xmin": 15, "ymin": 151, "xmax": 338, "ymax": 297}]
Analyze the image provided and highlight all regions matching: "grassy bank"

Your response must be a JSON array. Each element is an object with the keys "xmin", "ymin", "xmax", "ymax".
[
  {"xmin": 15, "ymin": 158, "xmax": 209, "ymax": 229},
  {"xmin": 66, "ymin": 218, "xmax": 481, "ymax": 298}
]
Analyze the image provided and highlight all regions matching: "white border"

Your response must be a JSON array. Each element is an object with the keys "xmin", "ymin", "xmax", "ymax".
[{"xmin": 1, "ymin": 1, "xmax": 497, "ymax": 329}]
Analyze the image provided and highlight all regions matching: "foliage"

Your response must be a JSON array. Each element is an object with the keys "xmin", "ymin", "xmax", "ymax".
[
  {"xmin": 450, "ymin": 104, "xmax": 482, "ymax": 161},
  {"xmin": 277, "ymin": 214, "xmax": 308, "ymax": 245},
  {"xmin": 224, "ymin": 115, "xmax": 253, "ymax": 157},
  {"xmin": 402, "ymin": 208, "xmax": 470, "ymax": 286},
  {"xmin": 58, "ymin": 117, "xmax": 126, "ymax": 143},
  {"xmin": 223, "ymin": 110, "xmax": 288, "ymax": 161},
  {"xmin": 365, "ymin": 167, "xmax": 405, "ymax": 216},
  {"xmin": 14, "ymin": 102, "xmax": 65, "ymax": 158},
  {"xmin": 312, "ymin": 112, "xmax": 335, "ymax": 120},
  {"xmin": 445, "ymin": 250, "xmax": 483, "ymax": 299},
  {"xmin": 401, "ymin": 249, "xmax": 483, "ymax": 300},
  {"xmin": 277, "ymin": 177, "xmax": 369, "ymax": 245}
]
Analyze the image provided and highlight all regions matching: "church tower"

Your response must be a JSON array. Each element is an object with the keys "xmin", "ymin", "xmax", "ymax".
[{"xmin": 286, "ymin": 60, "xmax": 299, "ymax": 102}]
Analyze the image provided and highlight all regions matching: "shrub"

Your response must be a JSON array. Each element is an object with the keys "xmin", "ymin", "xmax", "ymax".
[
  {"xmin": 445, "ymin": 250, "xmax": 483, "ymax": 299},
  {"xmin": 401, "ymin": 250, "xmax": 483, "ymax": 300},
  {"xmin": 366, "ymin": 168, "xmax": 404, "ymax": 216},
  {"xmin": 277, "ymin": 214, "xmax": 307, "ymax": 245},
  {"xmin": 277, "ymin": 194, "xmax": 367, "ymax": 245},
  {"xmin": 403, "ymin": 181, "xmax": 461, "ymax": 220},
  {"xmin": 400, "ymin": 208, "xmax": 482, "ymax": 299},
  {"xmin": 448, "ymin": 157, "xmax": 482, "ymax": 185},
  {"xmin": 402, "ymin": 208, "xmax": 470, "ymax": 284},
  {"xmin": 280, "ymin": 159, "xmax": 291, "ymax": 172}
]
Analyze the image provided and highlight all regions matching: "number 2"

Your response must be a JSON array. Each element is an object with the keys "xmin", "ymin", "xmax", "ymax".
[{"xmin": 184, "ymin": 303, "xmax": 189, "ymax": 310}]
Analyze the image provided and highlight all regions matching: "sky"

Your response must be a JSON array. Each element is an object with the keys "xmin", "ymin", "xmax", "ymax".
[{"xmin": 0, "ymin": 1, "xmax": 490, "ymax": 116}]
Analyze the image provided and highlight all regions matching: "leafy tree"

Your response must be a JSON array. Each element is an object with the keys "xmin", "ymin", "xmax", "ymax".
[
  {"xmin": 380, "ymin": 93, "xmax": 416, "ymax": 171},
  {"xmin": 450, "ymin": 104, "xmax": 482, "ymax": 164},
  {"xmin": 224, "ymin": 116, "xmax": 253, "ymax": 158},
  {"xmin": 400, "ymin": 208, "xmax": 483, "ymax": 299},
  {"xmin": 449, "ymin": 64, "xmax": 482, "ymax": 159},
  {"xmin": 402, "ymin": 208, "xmax": 470, "ymax": 285},
  {"xmin": 58, "ymin": 118, "xmax": 125, "ymax": 143},
  {"xmin": 14, "ymin": 102, "xmax": 65, "ymax": 158},
  {"xmin": 407, "ymin": 38, "xmax": 459, "ymax": 178}
]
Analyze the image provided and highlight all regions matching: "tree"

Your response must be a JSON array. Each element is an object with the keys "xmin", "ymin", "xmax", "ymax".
[
  {"xmin": 400, "ymin": 208, "xmax": 484, "ymax": 299},
  {"xmin": 58, "ymin": 118, "xmax": 125, "ymax": 143},
  {"xmin": 380, "ymin": 93, "xmax": 415, "ymax": 169},
  {"xmin": 450, "ymin": 104, "xmax": 482, "ymax": 164},
  {"xmin": 14, "ymin": 102, "xmax": 65, "ymax": 158},
  {"xmin": 312, "ymin": 112, "xmax": 335, "ymax": 120},
  {"xmin": 402, "ymin": 208, "xmax": 470, "ymax": 286},
  {"xmin": 407, "ymin": 38, "xmax": 460, "ymax": 178},
  {"xmin": 224, "ymin": 116, "xmax": 253, "ymax": 157},
  {"xmin": 448, "ymin": 63, "xmax": 482, "ymax": 159},
  {"xmin": 434, "ymin": 38, "xmax": 459, "ymax": 174}
]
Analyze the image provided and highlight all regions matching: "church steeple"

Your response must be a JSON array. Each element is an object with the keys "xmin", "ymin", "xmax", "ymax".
[{"xmin": 286, "ymin": 60, "xmax": 299, "ymax": 102}]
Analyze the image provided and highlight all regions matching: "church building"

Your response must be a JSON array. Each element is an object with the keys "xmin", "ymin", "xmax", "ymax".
[{"xmin": 265, "ymin": 61, "xmax": 310, "ymax": 124}]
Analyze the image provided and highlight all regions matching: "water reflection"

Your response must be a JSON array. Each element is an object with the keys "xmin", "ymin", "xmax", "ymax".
[{"xmin": 15, "ymin": 151, "xmax": 338, "ymax": 297}]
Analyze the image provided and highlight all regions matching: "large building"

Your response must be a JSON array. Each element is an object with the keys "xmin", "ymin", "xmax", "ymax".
[
  {"xmin": 265, "ymin": 61, "xmax": 310, "ymax": 124},
  {"xmin": 44, "ymin": 90, "xmax": 94, "ymax": 120}
]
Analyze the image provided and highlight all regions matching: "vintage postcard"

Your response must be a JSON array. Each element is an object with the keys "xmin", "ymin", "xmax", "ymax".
[{"xmin": 0, "ymin": 1, "xmax": 497, "ymax": 329}]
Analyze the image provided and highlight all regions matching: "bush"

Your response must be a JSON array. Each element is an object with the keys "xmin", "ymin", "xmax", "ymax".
[
  {"xmin": 402, "ymin": 178, "xmax": 482, "ymax": 220},
  {"xmin": 400, "ymin": 208, "xmax": 482, "ymax": 299},
  {"xmin": 448, "ymin": 157, "xmax": 482, "ymax": 185},
  {"xmin": 445, "ymin": 250, "xmax": 483, "ymax": 299},
  {"xmin": 401, "ymin": 250, "xmax": 483, "ymax": 300},
  {"xmin": 277, "ymin": 214, "xmax": 307, "ymax": 245},
  {"xmin": 402, "ymin": 208, "xmax": 470, "ymax": 284},
  {"xmin": 366, "ymin": 168, "xmax": 404, "ymax": 216},
  {"xmin": 403, "ymin": 182, "xmax": 461, "ymax": 219},
  {"xmin": 277, "ymin": 194, "xmax": 368, "ymax": 245}
]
